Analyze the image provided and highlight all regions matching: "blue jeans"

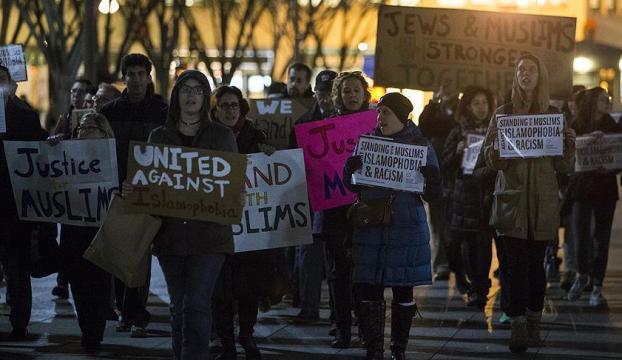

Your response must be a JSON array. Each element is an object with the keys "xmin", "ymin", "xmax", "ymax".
[
  {"xmin": 158, "ymin": 254, "xmax": 225, "ymax": 360},
  {"xmin": 297, "ymin": 235, "xmax": 326, "ymax": 315}
]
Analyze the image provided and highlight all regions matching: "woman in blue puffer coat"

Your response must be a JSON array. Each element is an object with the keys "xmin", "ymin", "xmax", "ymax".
[{"xmin": 343, "ymin": 92, "xmax": 442, "ymax": 360}]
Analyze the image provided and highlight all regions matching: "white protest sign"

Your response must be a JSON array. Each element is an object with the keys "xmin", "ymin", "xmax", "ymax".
[
  {"xmin": 352, "ymin": 135, "xmax": 427, "ymax": 193},
  {"xmin": 462, "ymin": 134, "xmax": 485, "ymax": 175},
  {"xmin": 575, "ymin": 134, "xmax": 622, "ymax": 172},
  {"xmin": 0, "ymin": 45, "xmax": 27, "ymax": 82},
  {"xmin": 3, "ymin": 139, "xmax": 119, "ymax": 226},
  {"xmin": 496, "ymin": 114, "xmax": 564, "ymax": 159},
  {"xmin": 233, "ymin": 149, "xmax": 313, "ymax": 253}
]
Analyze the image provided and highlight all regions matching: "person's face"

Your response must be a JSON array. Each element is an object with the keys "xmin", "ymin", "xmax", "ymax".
[
  {"xmin": 469, "ymin": 93, "xmax": 490, "ymax": 122},
  {"xmin": 215, "ymin": 92, "xmax": 241, "ymax": 127},
  {"xmin": 315, "ymin": 89, "xmax": 334, "ymax": 113},
  {"xmin": 83, "ymin": 93, "xmax": 95, "ymax": 109},
  {"xmin": 340, "ymin": 78, "xmax": 366, "ymax": 112},
  {"xmin": 76, "ymin": 118, "xmax": 107, "ymax": 139},
  {"xmin": 596, "ymin": 91, "xmax": 611, "ymax": 116},
  {"xmin": 516, "ymin": 59, "xmax": 539, "ymax": 93},
  {"xmin": 178, "ymin": 78, "xmax": 204, "ymax": 115},
  {"xmin": 93, "ymin": 87, "xmax": 116, "ymax": 112},
  {"xmin": 70, "ymin": 82, "xmax": 88, "ymax": 109},
  {"xmin": 287, "ymin": 68, "xmax": 310, "ymax": 98},
  {"xmin": 377, "ymin": 105, "xmax": 404, "ymax": 136},
  {"xmin": 124, "ymin": 65, "xmax": 151, "ymax": 99}
]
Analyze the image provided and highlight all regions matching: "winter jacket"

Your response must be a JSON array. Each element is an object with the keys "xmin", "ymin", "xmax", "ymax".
[
  {"xmin": 483, "ymin": 103, "xmax": 575, "ymax": 241},
  {"xmin": 148, "ymin": 119, "xmax": 239, "ymax": 256},
  {"xmin": 100, "ymin": 89, "xmax": 168, "ymax": 184},
  {"xmin": 568, "ymin": 113, "xmax": 621, "ymax": 204},
  {"xmin": 344, "ymin": 122, "xmax": 440, "ymax": 286}
]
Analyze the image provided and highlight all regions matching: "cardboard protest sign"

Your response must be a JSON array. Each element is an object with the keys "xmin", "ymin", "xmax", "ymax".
[
  {"xmin": 3, "ymin": 139, "xmax": 118, "ymax": 226},
  {"xmin": 294, "ymin": 110, "xmax": 377, "ymax": 211},
  {"xmin": 496, "ymin": 114, "xmax": 564, "ymax": 158},
  {"xmin": 575, "ymin": 134, "xmax": 622, "ymax": 172},
  {"xmin": 374, "ymin": 5, "xmax": 576, "ymax": 98},
  {"xmin": 72, "ymin": 109, "xmax": 96, "ymax": 134},
  {"xmin": 352, "ymin": 135, "xmax": 427, "ymax": 192},
  {"xmin": 249, "ymin": 99, "xmax": 312, "ymax": 149},
  {"xmin": 0, "ymin": 44, "xmax": 27, "ymax": 82},
  {"xmin": 462, "ymin": 134, "xmax": 485, "ymax": 175},
  {"xmin": 233, "ymin": 149, "xmax": 313, "ymax": 252},
  {"xmin": 124, "ymin": 141, "xmax": 247, "ymax": 225}
]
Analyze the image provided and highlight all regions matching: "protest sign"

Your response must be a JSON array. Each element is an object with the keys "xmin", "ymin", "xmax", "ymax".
[
  {"xmin": 294, "ymin": 110, "xmax": 377, "ymax": 211},
  {"xmin": 575, "ymin": 134, "xmax": 622, "ymax": 172},
  {"xmin": 462, "ymin": 134, "xmax": 485, "ymax": 175},
  {"xmin": 496, "ymin": 114, "xmax": 564, "ymax": 158},
  {"xmin": 374, "ymin": 5, "xmax": 576, "ymax": 98},
  {"xmin": 0, "ymin": 44, "xmax": 27, "ymax": 82},
  {"xmin": 352, "ymin": 135, "xmax": 427, "ymax": 192},
  {"xmin": 249, "ymin": 99, "xmax": 311, "ymax": 149},
  {"xmin": 233, "ymin": 149, "xmax": 313, "ymax": 252},
  {"xmin": 71, "ymin": 109, "xmax": 96, "ymax": 134},
  {"xmin": 3, "ymin": 139, "xmax": 118, "ymax": 226},
  {"xmin": 124, "ymin": 141, "xmax": 247, "ymax": 225}
]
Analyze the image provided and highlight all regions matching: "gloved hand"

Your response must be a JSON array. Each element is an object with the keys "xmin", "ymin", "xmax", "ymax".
[
  {"xmin": 419, "ymin": 165, "xmax": 441, "ymax": 184},
  {"xmin": 344, "ymin": 155, "xmax": 364, "ymax": 174}
]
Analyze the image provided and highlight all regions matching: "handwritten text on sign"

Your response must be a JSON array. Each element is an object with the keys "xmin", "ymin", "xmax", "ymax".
[
  {"xmin": 294, "ymin": 110, "xmax": 377, "ymax": 211},
  {"xmin": 3, "ymin": 139, "xmax": 118, "ymax": 226},
  {"xmin": 374, "ymin": 6, "xmax": 575, "ymax": 98},
  {"xmin": 462, "ymin": 134, "xmax": 485, "ymax": 175},
  {"xmin": 234, "ymin": 149, "xmax": 313, "ymax": 252},
  {"xmin": 125, "ymin": 141, "xmax": 247, "ymax": 225},
  {"xmin": 575, "ymin": 134, "xmax": 622, "ymax": 172},
  {"xmin": 0, "ymin": 44, "xmax": 27, "ymax": 82},
  {"xmin": 496, "ymin": 114, "xmax": 564, "ymax": 159},
  {"xmin": 352, "ymin": 135, "xmax": 427, "ymax": 193},
  {"xmin": 249, "ymin": 99, "xmax": 311, "ymax": 149}
]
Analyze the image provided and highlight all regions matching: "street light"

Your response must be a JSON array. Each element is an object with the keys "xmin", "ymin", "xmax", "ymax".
[
  {"xmin": 574, "ymin": 57, "xmax": 595, "ymax": 74},
  {"xmin": 98, "ymin": 0, "xmax": 119, "ymax": 15}
]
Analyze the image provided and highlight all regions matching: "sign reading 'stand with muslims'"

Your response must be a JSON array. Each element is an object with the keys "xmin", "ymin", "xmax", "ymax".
[
  {"xmin": 374, "ymin": 6, "xmax": 576, "ymax": 98},
  {"xmin": 496, "ymin": 114, "xmax": 564, "ymax": 159},
  {"xmin": 125, "ymin": 141, "xmax": 247, "ymax": 225},
  {"xmin": 352, "ymin": 135, "xmax": 427, "ymax": 193}
]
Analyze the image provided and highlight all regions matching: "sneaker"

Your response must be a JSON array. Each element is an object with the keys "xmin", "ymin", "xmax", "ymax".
[
  {"xmin": 51, "ymin": 285, "xmax": 69, "ymax": 299},
  {"xmin": 567, "ymin": 275, "xmax": 589, "ymax": 301},
  {"xmin": 499, "ymin": 312, "xmax": 511, "ymax": 324},
  {"xmin": 589, "ymin": 286, "xmax": 604, "ymax": 307},
  {"xmin": 130, "ymin": 325, "xmax": 148, "ymax": 338}
]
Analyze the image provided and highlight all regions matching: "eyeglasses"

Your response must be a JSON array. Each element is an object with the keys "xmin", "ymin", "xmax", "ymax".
[
  {"xmin": 218, "ymin": 102, "xmax": 240, "ymax": 110},
  {"xmin": 179, "ymin": 86, "xmax": 204, "ymax": 96}
]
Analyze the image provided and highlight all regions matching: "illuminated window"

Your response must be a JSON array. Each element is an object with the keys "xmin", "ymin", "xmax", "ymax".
[{"xmin": 589, "ymin": 0, "xmax": 600, "ymax": 9}]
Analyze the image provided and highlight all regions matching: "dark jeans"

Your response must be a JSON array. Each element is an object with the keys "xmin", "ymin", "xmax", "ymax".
[
  {"xmin": 297, "ymin": 235, "xmax": 326, "ymax": 315},
  {"xmin": 454, "ymin": 229, "xmax": 493, "ymax": 298},
  {"xmin": 0, "ymin": 221, "xmax": 32, "ymax": 331},
  {"xmin": 324, "ymin": 230, "xmax": 352, "ymax": 331},
  {"xmin": 446, "ymin": 230, "xmax": 466, "ymax": 279},
  {"xmin": 428, "ymin": 197, "xmax": 451, "ymax": 274},
  {"xmin": 159, "ymin": 254, "xmax": 225, "ymax": 360},
  {"xmin": 572, "ymin": 200, "xmax": 616, "ymax": 286},
  {"xmin": 356, "ymin": 283, "xmax": 413, "ymax": 303},
  {"xmin": 114, "ymin": 258, "xmax": 152, "ymax": 328},
  {"xmin": 494, "ymin": 235, "xmax": 510, "ymax": 313},
  {"xmin": 499, "ymin": 236, "xmax": 547, "ymax": 317}
]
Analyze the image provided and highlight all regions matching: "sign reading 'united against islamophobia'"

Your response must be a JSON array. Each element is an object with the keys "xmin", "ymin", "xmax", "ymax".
[
  {"xmin": 575, "ymin": 134, "xmax": 622, "ymax": 172},
  {"xmin": 352, "ymin": 135, "xmax": 427, "ymax": 193},
  {"xmin": 496, "ymin": 114, "xmax": 564, "ymax": 159}
]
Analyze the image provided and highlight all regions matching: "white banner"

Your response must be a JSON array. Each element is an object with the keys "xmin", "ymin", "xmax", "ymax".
[
  {"xmin": 3, "ymin": 139, "xmax": 119, "ymax": 226},
  {"xmin": 575, "ymin": 134, "xmax": 622, "ymax": 172},
  {"xmin": 352, "ymin": 135, "xmax": 427, "ymax": 193},
  {"xmin": 233, "ymin": 149, "xmax": 313, "ymax": 253},
  {"xmin": 0, "ymin": 44, "xmax": 27, "ymax": 82},
  {"xmin": 462, "ymin": 134, "xmax": 485, "ymax": 175},
  {"xmin": 497, "ymin": 114, "xmax": 564, "ymax": 159}
]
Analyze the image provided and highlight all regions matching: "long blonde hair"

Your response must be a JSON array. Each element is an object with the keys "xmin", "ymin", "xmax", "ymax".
[{"xmin": 511, "ymin": 53, "xmax": 550, "ymax": 114}]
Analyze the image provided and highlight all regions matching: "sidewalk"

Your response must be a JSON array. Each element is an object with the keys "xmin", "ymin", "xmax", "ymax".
[{"xmin": 1, "ymin": 213, "xmax": 622, "ymax": 359}]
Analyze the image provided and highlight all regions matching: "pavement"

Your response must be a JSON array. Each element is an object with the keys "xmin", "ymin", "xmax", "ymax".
[{"xmin": 1, "ymin": 207, "xmax": 622, "ymax": 359}]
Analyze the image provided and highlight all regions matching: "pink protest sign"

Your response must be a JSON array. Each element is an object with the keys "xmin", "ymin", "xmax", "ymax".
[{"xmin": 294, "ymin": 110, "xmax": 377, "ymax": 211}]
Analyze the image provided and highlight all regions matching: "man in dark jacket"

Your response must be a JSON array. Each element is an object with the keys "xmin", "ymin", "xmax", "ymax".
[
  {"xmin": 0, "ymin": 65, "xmax": 57, "ymax": 340},
  {"xmin": 100, "ymin": 53, "xmax": 168, "ymax": 337}
]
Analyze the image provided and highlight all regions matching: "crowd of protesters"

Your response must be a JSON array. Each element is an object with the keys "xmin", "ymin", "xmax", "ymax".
[{"xmin": 0, "ymin": 48, "xmax": 619, "ymax": 360}]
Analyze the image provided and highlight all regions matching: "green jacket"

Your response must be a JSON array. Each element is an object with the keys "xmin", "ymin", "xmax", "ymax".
[{"xmin": 483, "ymin": 104, "xmax": 575, "ymax": 241}]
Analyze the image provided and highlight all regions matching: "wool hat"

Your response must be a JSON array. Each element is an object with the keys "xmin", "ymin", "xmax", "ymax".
[{"xmin": 378, "ymin": 92, "xmax": 413, "ymax": 123}]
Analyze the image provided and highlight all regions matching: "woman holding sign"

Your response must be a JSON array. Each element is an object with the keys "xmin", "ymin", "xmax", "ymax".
[
  {"xmin": 482, "ymin": 54, "xmax": 576, "ymax": 353},
  {"xmin": 343, "ymin": 92, "xmax": 442, "ymax": 360},
  {"xmin": 567, "ymin": 87, "xmax": 621, "ymax": 306},
  {"xmin": 442, "ymin": 86, "xmax": 497, "ymax": 310}
]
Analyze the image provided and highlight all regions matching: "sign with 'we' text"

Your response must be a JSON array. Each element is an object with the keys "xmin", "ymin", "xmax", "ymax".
[{"xmin": 249, "ymin": 99, "xmax": 312, "ymax": 149}]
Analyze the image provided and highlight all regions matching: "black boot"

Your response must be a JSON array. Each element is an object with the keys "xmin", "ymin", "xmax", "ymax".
[
  {"xmin": 239, "ymin": 334, "xmax": 261, "ymax": 360},
  {"xmin": 331, "ymin": 327, "xmax": 351, "ymax": 348},
  {"xmin": 214, "ymin": 336, "xmax": 237, "ymax": 360},
  {"xmin": 360, "ymin": 300, "xmax": 385, "ymax": 360},
  {"xmin": 390, "ymin": 302, "xmax": 417, "ymax": 360}
]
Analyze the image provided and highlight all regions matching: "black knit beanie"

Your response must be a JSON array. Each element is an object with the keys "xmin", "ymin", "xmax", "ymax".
[{"xmin": 378, "ymin": 92, "xmax": 413, "ymax": 123}]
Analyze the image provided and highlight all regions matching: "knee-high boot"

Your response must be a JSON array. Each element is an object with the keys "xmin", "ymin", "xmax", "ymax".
[
  {"xmin": 360, "ymin": 300, "xmax": 385, "ymax": 360},
  {"xmin": 390, "ymin": 302, "xmax": 417, "ymax": 360}
]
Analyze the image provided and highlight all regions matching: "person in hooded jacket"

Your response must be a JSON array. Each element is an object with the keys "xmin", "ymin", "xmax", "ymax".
[
  {"xmin": 566, "ymin": 87, "xmax": 621, "ymax": 306},
  {"xmin": 442, "ymin": 86, "xmax": 496, "ymax": 310},
  {"xmin": 210, "ymin": 85, "xmax": 275, "ymax": 360},
  {"xmin": 343, "ymin": 92, "xmax": 441, "ymax": 360},
  {"xmin": 124, "ymin": 70, "xmax": 238, "ymax": 360},
  {"xmin": 482, "ymin": 53, "xmax": 576, "ymax": 353}
]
